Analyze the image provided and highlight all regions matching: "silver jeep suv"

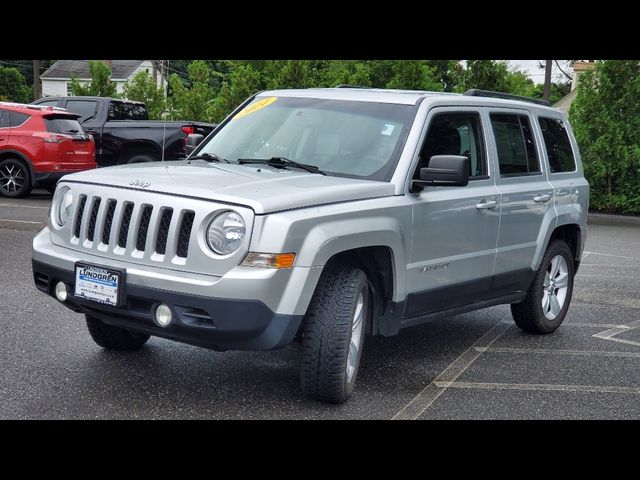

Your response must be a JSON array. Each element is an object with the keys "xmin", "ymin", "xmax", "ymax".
[{"xmin": 32, "ymin": 87, "xmax": 589, "ymax": 403}]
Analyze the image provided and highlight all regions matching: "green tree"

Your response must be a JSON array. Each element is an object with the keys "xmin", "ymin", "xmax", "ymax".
[
  {"xmin": 0, "ymin": 66, "xmax": 31, "ymax": 102},
  {"xmin": 122, "ymin": 71, "xmax": 166, "ymax": 119},
  {"xmin": 386, "ymin": 61, "xmax": 442, "ymax": 91},
  {"xmin": 70, "ymin": 60, "xmax": 118, "ymax": 97},
  {"xmin": 570, "ymin": 60, "xmax": 640, "ymax": 213},
  {"xmin": 457, "ymin": 60, "xmax": 513, "ymax": 92},
  {"xmin": 167, "ymin": 60, "xmax": 217, "ymax": 121},
  {"xmin": 210, "ymin": 63, "xmax": 263, "ymax": 122}
]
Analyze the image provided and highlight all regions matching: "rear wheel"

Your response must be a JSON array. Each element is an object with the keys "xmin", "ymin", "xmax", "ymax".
[
  {"xmin": 301, "ymin": 265, "xmax": 369, "ymax": 403},
  {"xmin": 0, "ymin": 158, "xmax": 32, "ymax": 198},
  {"xmin": 86, "ymin": 315, "xmax": 150, "ymax": 351},
  {"xmin": 511, "ymin": 239, "xmax": 575, "ymax": 334}
]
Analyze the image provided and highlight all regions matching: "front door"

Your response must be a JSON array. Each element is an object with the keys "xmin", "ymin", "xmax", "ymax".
[{"xmin": 405, "ymin": 107, "xmax": 500, "ymax": 318}]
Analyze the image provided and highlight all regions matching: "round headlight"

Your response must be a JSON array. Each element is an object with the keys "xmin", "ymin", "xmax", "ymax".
[
  {"xmin": 206, "ymin": 211, "xmax": 246, "ymax": 255},
  {"xmin": 54, "ymin": 186, "xmax": 74, "ymax": 227}
]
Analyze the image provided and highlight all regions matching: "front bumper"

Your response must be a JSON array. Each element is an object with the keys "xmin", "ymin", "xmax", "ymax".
[{"xmin": 32, "ymin": 259, "xmax": 303, "ymax": 351}]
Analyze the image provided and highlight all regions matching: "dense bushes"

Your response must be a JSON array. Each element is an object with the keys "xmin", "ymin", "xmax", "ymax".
[{"xmin": 570, "ymin": 61, "xmax": 640, "ymax": 214}]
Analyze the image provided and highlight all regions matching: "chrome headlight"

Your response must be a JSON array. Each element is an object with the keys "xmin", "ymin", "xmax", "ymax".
[
  {"xmin": 54, "ymin": 186, "xmax": 74, "ymax": 227},
  {"xmin": 206, "ymin": 211, "xmax": 246, "ymax": 255}
]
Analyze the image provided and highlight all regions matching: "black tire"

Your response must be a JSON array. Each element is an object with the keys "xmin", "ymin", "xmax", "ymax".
[
  {"xmin": 86, "ymin": 315, "xmax": 150, "ymax": 351},
  {"xmin": 126, "ymin": 153, "xmax": 155, "ymax": 164},
  {"xmin": 511, "ymin": 239, "xmax": 575, "ymax": 334},
  {"xmin": 301, "ymin": 265, "xmax": 369, "ymax": 403},
  {"xmin": 0, "ymin": 158, "xmax": 32, "ymax": 198}
]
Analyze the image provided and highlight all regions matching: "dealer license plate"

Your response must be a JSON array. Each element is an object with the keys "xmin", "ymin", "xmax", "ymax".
[{"xmin": 74, "ymin": 263, "xmax": 123, "ymax": 306}]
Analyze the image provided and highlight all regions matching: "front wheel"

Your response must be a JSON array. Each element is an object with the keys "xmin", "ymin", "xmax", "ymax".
[
  {"xmin": 301, "ymin": 265, "xmax": 369, "ymax": 403},
  {"xmin": 511, "ymin": 239, "xmax": 575, "ymax": 334}
]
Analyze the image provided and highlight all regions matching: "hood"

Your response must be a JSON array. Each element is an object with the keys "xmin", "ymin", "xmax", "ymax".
[{"xmin": 62, "ymin": 161, "xmax": 395, "ymax": 214}]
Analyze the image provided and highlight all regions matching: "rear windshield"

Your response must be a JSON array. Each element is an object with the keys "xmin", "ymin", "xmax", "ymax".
[
  {"xmin": 108, "ymin": 101, "xmax": 148, "ymax": 120},
  {"xmin": 44, "ymin": 115, "xmax": 85, "ymax": 135}
]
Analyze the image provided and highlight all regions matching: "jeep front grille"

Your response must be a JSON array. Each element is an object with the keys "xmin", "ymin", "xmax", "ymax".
[{"xmin": 71, "ymin": 197, "xmax": 196, "ymax": 260}]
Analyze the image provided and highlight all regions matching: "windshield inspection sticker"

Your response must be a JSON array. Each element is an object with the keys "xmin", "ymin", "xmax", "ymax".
[
  {"xmin": 381, "ymin": 124, "xmax": 395, "ymax": 136},
  {"xmin": 233, "ymin": 97, "xmax": 278, "ymax": 120}
]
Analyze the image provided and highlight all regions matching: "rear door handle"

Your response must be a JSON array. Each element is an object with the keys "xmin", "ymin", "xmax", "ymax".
[
  {"xmin": 476, "ymin": 200, "xmax": 498, "ymax": 210},
  {"xmin": 534, "ymin": 194, "xmax": 552, "ymax": 203}
]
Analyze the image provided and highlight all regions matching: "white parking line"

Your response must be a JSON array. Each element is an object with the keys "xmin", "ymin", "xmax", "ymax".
[
  {"xmin": 583, "ymin": 251, "xmax": 640, "ymax": 262},
  {"xmin": 391, "ymin": 321, "xmax": 511, "ymax": 420},
  {"xmin": 0, "ymin": 203, "xmax": 49, "ymax": 210},
  {"xmin": 437, "ymin": 381, "xmax": 640, "ymax": 395},
  {"xmin": 475, "ymin": 346, "xmax": 640, "ymax": 359},
  {"xmin": 593, "ymin": 320, "xmax": 640, "ymax": 347},
  {"xmin": 0, "ymin": 218, "xmax": 44, "ymax": 224}
]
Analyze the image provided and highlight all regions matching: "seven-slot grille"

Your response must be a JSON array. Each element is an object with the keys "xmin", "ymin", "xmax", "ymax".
[{"xmin": 72, "ymin": 195, "xmax": 194, "ymax": 259}]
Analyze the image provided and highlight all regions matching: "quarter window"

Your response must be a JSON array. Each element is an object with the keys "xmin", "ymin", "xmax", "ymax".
[
  {"xmin": 490, "ymin": 113, "xmax": 540, "ymax": 176},
  {"xmin": 538, "ymin": 117, "xmax": 576, "ymax": 173},
  {"xmin": 8, "ymin": 111, "xmax": 30, "ymax": 127},
  {"xmin": 415, "ymin": 112, "xmax": 487, "ymax": 179}
]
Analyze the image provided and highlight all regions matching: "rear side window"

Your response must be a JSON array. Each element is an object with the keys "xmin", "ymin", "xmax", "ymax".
[
  {"xmin": 37, "ymin": 100, "xmax": 59, "ymax": 107},
  {"xmin": 65, "ymin": 100, "xmax": 98, "ymax": 122},
  {"xmin": 490, "ymin": 113, "xmax": 540, "ymax": 176},
  {"xmin": 44, "ymin": 116, "xmax": 84, "ymax": 135},
  {"xmin": 9, "ymin": 111, "xmax": 30, "ymax": 127},
  {"xmin": 538, "ymin": 117, "xmax": 576, "ymax": 173},
  {"xmin": 0, "ymin": 110, "xmax": 8, "ymax": 128},
  {"xmin": 108, "ymin": 101, "xmax": 148, "ymax": 120}
]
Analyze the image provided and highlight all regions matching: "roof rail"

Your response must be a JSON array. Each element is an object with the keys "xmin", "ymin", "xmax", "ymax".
[
  {"xmin": 463, "ymin": 89, "xmax": 551, "ymax": 107},
  {"xmin": 335, "ymin": 84, "xmax": 369, "ymax": 89},
  {"xmin": 0, "ymin": 101, "xmax": 68, "ymax": 112}
]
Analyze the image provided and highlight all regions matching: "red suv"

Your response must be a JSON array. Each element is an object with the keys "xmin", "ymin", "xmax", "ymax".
[{"xmin": 0, "ymin": 102, "xmax": 96, "ymax": 198}]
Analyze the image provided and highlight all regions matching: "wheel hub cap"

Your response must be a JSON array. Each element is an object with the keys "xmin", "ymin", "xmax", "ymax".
[
  {"xmin": 542, "ymin": 255, "xmax": 569, "ymax": 320},
  {"xmin": 346, "ymin": 292, "xmax": 364, "ymax": 383},
  {"xmin": 0, "ymin": 164, "xmax": 25, "ymax": 193}
]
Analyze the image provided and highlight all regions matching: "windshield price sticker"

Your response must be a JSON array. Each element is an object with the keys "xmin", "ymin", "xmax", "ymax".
[{"xmin": 233, "ymin": 97, "xmax": 278, "ymax": 120}]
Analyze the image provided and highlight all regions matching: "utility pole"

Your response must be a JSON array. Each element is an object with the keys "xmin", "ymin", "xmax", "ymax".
[
  {"xmin": 152, "ymin": 60, "xmax": 158, "ymax": 87},
  {"xmin": 33, "ymin": 60, "xmax": 41, "ymax": 100},
  {"xmin": 543, "ymin": 59, "xmax": 553, "ymax": 101}
]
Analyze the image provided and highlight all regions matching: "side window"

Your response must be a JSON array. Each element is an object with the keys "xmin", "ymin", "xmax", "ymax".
[
  {"xmin": 0, "ymin": 110, "xmax": 8, "ymax": 128},
  {"xmin": 490, "ymin": 113, "xmax": 540, "ymax": 176},
  {"xmin": 65, "ymin": 100, "xmax": 98, "ymax": 122},
  {"xmin": 415, "ymin": 112, "xmax": 487, "ymax": 179},
  {"xmin": 538, "ymin": 117, "xmax": 576, "ymax": 173},
  {"xmin": 37, "ymin": 100, "xmax": 59, "ymax": 108},
  {"xmin": 8, "ymin": 111, "xmax": 30, "ymax": 127},
  {"xmin": 108, "ymin": 102, "xmax": 123, "ymax": 120}
]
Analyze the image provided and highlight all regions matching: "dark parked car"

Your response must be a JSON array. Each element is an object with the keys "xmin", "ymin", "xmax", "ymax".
[
  {"xmin": 32, "ymin": 96, "xmax": 215, "ymax": 167},
  {"xmin": 0, "ymin": 102, "xmax": 96, "ymax": 197}
]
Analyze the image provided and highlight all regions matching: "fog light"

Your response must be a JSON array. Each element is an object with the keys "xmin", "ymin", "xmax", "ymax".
[
  {"xmin": 55, "ymin": 282, "xmax": 68, "ymax": 302},
  {"xmin": 154, "ymin": 304, "xmax": 173, "ymax": 327}
]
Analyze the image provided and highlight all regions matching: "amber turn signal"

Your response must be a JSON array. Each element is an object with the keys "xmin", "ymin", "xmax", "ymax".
[{"xmin": 242, "ymin": 252, "xmax": 296, "ymax": 269}]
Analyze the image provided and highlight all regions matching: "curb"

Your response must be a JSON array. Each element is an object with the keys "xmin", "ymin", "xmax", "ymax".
[{"xmin": 588, "ymin": 212, "xmax": 640, "ymax": 226}]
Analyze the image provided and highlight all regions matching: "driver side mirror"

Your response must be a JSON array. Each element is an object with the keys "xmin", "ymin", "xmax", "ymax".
[
  {"xmin": 412, "ymin": 155, "xmax": 470, "ymax": 190},
  {"xmin": 184, "ymin": 133, "xmax": 204, "ymax": 154}
]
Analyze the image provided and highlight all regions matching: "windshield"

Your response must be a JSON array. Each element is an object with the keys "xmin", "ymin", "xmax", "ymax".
[{"xmin": 197, "ymin": 96, "xmax": 418, "ymax": 181}]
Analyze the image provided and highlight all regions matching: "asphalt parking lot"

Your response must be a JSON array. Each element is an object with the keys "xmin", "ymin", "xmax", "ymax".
[{"xmin": 1, "ymin": 192, "xmax": 639, "ymax": 419}]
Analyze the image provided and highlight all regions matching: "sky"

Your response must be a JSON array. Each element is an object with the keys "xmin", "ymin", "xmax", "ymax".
[{"xmin": 507, "ymin": 60, "xmax": 571, "ymax": 85}]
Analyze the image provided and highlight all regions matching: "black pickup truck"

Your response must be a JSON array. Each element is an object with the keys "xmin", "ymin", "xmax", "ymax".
[{"xmin": 32, "ymin": 96, "xmax": 215, "ymax": 167}]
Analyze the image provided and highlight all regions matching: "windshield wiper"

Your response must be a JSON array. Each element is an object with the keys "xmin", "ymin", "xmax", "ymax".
[
  {"xmin": 188, "ymin": 152, "xmax": 230, "ymax": 163},
  {"xmin": 237, "ymin": 157, "xmax": 325, "ymax": 175}
]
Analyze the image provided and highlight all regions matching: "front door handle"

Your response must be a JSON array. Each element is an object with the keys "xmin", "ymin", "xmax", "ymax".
[
  {"xmin": 534, "ymin": 194, "xmax": 552, "ymax": 203},
  {"xmin": 476, "ymin": 200, "xmax": 498, "ymax": 210}
]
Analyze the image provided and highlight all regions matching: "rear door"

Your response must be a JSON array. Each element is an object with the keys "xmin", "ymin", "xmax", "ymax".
[
  {"xmin": 489, "ymin": 109, "xmax": 555, "ymax": 286},
  {"xmin": 0, "ymin": 110, "xmax": 8, "ymax": 149}
]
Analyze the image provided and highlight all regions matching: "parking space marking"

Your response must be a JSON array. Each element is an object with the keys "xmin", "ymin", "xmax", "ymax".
[
  {"xmin": 391, "ymin": 321, "xmax": 511, "ymax": 420},
  {"xmin": 437, "ymin": 381, "xmax": 640, "ymax": 395},
  {"xmin": 475, "ymin": 346, "xmax": 640, "ymax": 359},
  {"xmin": 0, "ymin": 218, "xmax": 44, "ymax": 225},
  {"xmin": 593, "ymin": 320, "xmax": 640, "ymax": 348},
  {"xmin": 583, "ymin": 251, "xmax": 640, "ymax": 262},
  {"xmin": 564, "ymin": 323, "xmax": 626, "ymax": 328},
  {"xmin": 0, "ymin": 203, "xmax": 49, "ymax": 210}
]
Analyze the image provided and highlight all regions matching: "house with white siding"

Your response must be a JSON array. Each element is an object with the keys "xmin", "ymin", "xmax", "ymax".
[{"xmin": 41, "ymin": 60, "xmax": 167, "ymax": 98}]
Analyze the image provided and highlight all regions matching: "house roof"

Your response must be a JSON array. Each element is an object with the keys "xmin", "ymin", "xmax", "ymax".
[{"xmin": 41, "ymin": 60, "xmax": 147, "ymax": 80}]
